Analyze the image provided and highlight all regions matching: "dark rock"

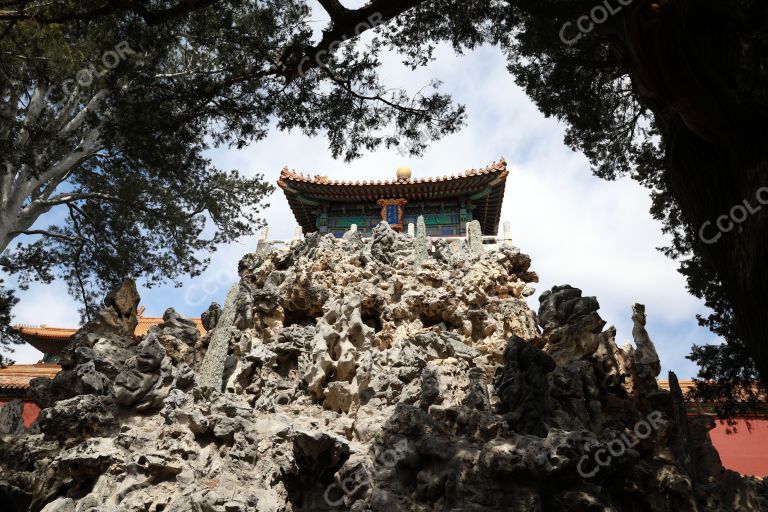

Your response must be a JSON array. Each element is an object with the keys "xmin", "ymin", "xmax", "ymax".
[
  {"xmin": 174, "ymin": 363, "xmax": 195, "ymax": 389},
  {"xmin": 28, "ymin": 377, "xmax": 55, "ymax": 409},
  {"xmin": 370, "ymin": 222, "xmax": 397, "ymax": 264},
  {"xmin": 536, "ymin": 285, "xmax": 606, "ymax": 365},
  {"xmin": 494, "ymin": 335, "xmax": 556, "ymax": 436},
  {"xmin": 201, "ymin": 302, "xmax": 222, "ymax": 331},
  {"xmin": 538, "ymin": 285, "xmax": 600, "ymax": 332},
  {"xmin": 0, "ymin": 399, "xmax": 26, "ymax": 435},
  {"xmin": 292, "ymin": 431, "xmax": 351, "ymax": 480},
  {"xmin": 462, "ymin": 367, "xmax": 491, "ymax": 411},
  {"xmin": 668, "ymin": 370, "xmax": 697, "ymax": 480},
  {"xmin": 113, "ymin": 335, "xmax": 172, "ymax": 411},
  {"xmin": 419, "ymin": 365, "xmax": 441, "ymax": 410},
  {"xmin": 75, "ymin": 279, "xmax": 140, "ymax": 338},
  {"xmin": 37, "ymin": 395, "xmax": 118, "ymax": 440}
]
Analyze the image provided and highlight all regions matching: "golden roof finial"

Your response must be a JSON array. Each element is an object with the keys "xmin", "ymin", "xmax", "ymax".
[{"xmin": 396, "ymin": 166, "xmax": 412, "ymax": 181}]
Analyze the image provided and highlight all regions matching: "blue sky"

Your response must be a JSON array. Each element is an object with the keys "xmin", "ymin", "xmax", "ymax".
[{"xmin": 7, "ymin": 15, "xmax": 716, "ymax": 379}]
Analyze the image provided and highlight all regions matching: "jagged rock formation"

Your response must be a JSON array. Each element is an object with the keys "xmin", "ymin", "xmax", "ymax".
[
  {"xmin": 1, "ymin": 222, "xmax": 766, "ymax": 511},
  {"xmin": 0, "ymin": 400, "xmax": 25, "ymax": 435},
  {"xmin": 199, "ymin": 284, "xmax": 240, "ymax": 391}
]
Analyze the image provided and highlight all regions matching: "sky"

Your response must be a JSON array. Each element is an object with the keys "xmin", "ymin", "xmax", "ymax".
[{"xmin": 6, "ymin": 8, "xmax": 717, "ymax": 379}]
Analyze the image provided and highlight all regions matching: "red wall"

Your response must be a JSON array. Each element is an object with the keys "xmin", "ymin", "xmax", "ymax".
[
  {"xmin": 709, "ymin": 419, "xmax": 768, "ymax": 477},
  {"xmin": 0, "ymin": 400, "xmax": 41, "ymax": 428}
]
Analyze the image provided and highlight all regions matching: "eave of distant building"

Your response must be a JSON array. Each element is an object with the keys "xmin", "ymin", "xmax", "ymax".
[{"xmin": 14, "ymin": 315, "xmax": 206, "ymax": 356}]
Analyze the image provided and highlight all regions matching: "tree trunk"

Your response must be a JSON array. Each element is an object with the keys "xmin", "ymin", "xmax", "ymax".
[
  {"xmin": 0, "ymin": 228, "xmax": 12, "ymax": 255},
  {"xmin": 667, "ymin": 117, "xmax": 768, "ymax": 389},
  {"xmin": 623, "ymin": 0, "xmax": 768, "ymax": 386}
]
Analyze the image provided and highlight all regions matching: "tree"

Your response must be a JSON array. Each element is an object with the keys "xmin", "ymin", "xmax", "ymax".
[
  {"xmin": 0, "ymin": 0, "xmax": 463, "ymax": 360},
  {"xmin": 2, "ymin": 0, "xmax": 766, "ymax": 399},
  {"xmin": 499, "ymin": 0, "xmax": 768, "ymax": 394},
  {"xmin": 0, "ymin": 279, "xmax": 22, "ymax": 366}
]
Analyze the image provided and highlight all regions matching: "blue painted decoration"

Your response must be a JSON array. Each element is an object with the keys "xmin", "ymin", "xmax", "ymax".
[{"xmin": 386, "ymin": 205, "xmax": 399, "ymax": 225}]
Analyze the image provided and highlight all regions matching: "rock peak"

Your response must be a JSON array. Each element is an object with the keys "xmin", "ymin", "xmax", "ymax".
[{"xmin": 2, "ymin": 237, "xmax": 764, "ymax": 511}]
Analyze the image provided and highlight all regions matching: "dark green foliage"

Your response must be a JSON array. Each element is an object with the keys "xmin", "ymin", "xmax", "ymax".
[
  {"xmin": 0, "ymin": 282, "xmax": 22, "ymax": 366},
  {"xmin": 687, "ymin": 340, "xmax": 765, "ymax": 428}
]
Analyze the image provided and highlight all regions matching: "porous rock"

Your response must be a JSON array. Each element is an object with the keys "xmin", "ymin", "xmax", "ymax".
[
  {"xmin": 2, "ymin": 224, "xmax": 765, "ymax": 512},
  {"xmin": 0, "ymin": 399, "xmax": 26, "ymax": 435}
]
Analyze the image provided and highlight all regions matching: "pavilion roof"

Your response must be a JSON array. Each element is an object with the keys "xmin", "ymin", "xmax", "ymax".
[
  {"xmin": 0, "ymin": 363, "xmax": 61, "ymax": 391},
  {"xmin": 277, "ymin": 160, "xmax": 509, "ymax": 235},
  {"xmin": 14, "ymin": 315, "xmax": 206, "ymax": 355}
]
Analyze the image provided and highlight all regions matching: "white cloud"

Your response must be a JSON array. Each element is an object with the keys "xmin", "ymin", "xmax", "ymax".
[
  {"xmin": 13, "ymin": 280, "xmax": 78, "ymax": 327},
  {"xmin": 9, "ymin": 280, "xmax": 77, "ymax": 364}
]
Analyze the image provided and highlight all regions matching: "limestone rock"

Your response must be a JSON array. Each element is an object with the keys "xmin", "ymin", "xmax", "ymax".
[
  {"xmin": 0, "ymin": 399, "xmax": 25, "ymax": 435},
  {"xmin": 466, "ymin": 219, "xmax": 483, "ymax": 256},
  {"xmin": 36, "ymin": 394, "xmax": 118, "ymax": 440},
  {"xmin": 152, "ymin": 308, "xmax": 199, "ymax": 366},
  {"xmin": 76, "ymin": 279, "xmax": 140, "ymax": 338},
  {"xmin": 632, "ymin": 303, "xmax": 661, "ymax": 395},
  {"xmin": 414, "ymin": 215, "xmax": 428, "ymax": 268},
  {"xmin": 2, "ymin": 232, "xmax": 765, "ymax": 512},
  {"xmin": 342, "ymin": 227, "xmax": 365, "ymax": 252},
  {"xmin": 88, "ymin": 337, "xmax": 136, "ymax": 379},
  {"xmin": 537, "ymin": 285, "xmax": 605, "ymax": 365},
  {"xmin": 39, "ymin": 498, "xmax": 74, "ymax": 512},
  {"xmin": 198, "ymin": 283, "xmax": 240, "ymax": 391},
  {"xmin": 201, "ymin": 302, "xmax": 222, "ymax": 331},
  {"xmin": 370, "ymin": 221, "xmax": 397, "ymax": 264}
]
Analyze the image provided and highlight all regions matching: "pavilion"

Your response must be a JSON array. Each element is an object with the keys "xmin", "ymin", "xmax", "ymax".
[{"xmin": 277, "ymin": 160, "xmax": 509, "ymax": 238}]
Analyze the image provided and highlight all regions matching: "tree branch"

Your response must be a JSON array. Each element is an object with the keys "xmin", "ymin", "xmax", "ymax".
[
  {"xmin": 14, "ymin": 82, "xmax": 46, "ymax": 151},
  {"xmin": 320, "ymin": 67, "xmax": 433, "ymax": 117},
  {"xmin": 31, "ymin": 191, "xmax": 126, "ymax": 208},
  {"xmin": 67, "ymin": 202, "xmax": 121, "ymax": 255},
  {"xmin": 10, "ymin": 229, "xmax": 86, "ymax": 244},
  {"xmin": 23, "ymin": 124, "xmax": 101, "ymax": 200},
  {"xmin": 317, "ymin": 0, "xmax": 353, "ymax": 24},
  {"xmin": 279, "ymin": 0, "xmax": 426, "ymax": 83},
  {"xmin": 67, "ymin": 203, "xmax": 95, "ymax": 322},
  {"xmin": 59, "ymin": 89, "xmax": 107, "ymax": 137}
]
